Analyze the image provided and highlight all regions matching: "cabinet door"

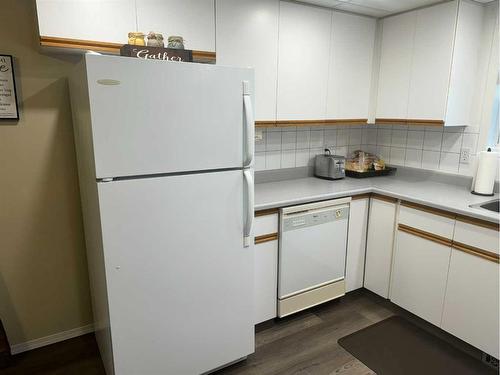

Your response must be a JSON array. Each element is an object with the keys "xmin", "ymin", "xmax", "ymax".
[
  {"xmin": 254, "ymin": 239, "xmax": 278, "ymax": 324},
  {"xmin": 364, "ymin": 198, "xmax": 397, "ymax": 298},
  {"xmin": 36, "ymin": 0, "xmax": 136, "ymax": 44},
  {"xmin": 346, "ymin": 197, "xmax": 369, "ymax": 292},
  {"xmin": 390, "ymin": 230, "xmax": 451, "ymax": 327},
  {"xmin": 136, "ymin": 0, "xmax": 215, "ymax": 51},
  {"xmin": 327, "ymin": 12, "xmax": 376, "ymax": 120},
  {"xmin": 216, "ymin": 0, "xmax": 279, "ymax": 121},
  {"xmin": 442, "ymin": 249, "xmax": 499, "ymax": 358},
  {"xmin": 376, "ymin": 11, "xmax": 416, "ymax": 119},
  {"xmin": 276, "ymin": 1, "xmax": 331, "ymax": 120},
  {"xmin": 407, "ymin": 2, "xmax": 457, "ymax": 120}
]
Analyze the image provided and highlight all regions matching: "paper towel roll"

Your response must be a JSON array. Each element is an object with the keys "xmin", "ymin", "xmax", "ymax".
[{"xmin": 472, "ymin": 150, "xmax": 498, "ymax": 196}]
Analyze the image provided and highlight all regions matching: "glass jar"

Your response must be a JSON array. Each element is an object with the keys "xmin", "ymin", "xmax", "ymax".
[
  {"xmin": 128, "ymin": 32, "xmax": 145, "ymax": 46},
  {"xmin": 167, "ymin": 36, "xmax": 185, "ymax": 49}
]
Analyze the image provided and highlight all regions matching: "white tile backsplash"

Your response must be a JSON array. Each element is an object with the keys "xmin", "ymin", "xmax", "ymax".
[
  {"xmin": 266, "ymin": 131, "xmax": 282, "ymax": 151},
  {"xmin": 390, "ymin": 147, "xmax": 406, "ymax": 165},
  {"xmin": 282, "ymin": 130, "xmax": 297, "ymax": 150},
  {"xmin": 365, "ymin": 128, "xmax": 377, "ymax": 145},
  {"xmin": 439, "ymin": 152, "xmax": 460, "ymax": 173},
  {"xmin": 377, "ymin": 129, "xmax": 392, "ymax": 147},
  {"xmin": 422, "ymin": 150, "xmax": 440, "ymax": 169},
  {"xmin": 349, "ymin": 129, "xmax": 362, "ymax": 145},
  {"xmin": 295, "ymin": 149, "xmax": 310, "ymax": 167},
  {"xmin": 254, "ymin": 124, "xmax": 481, "ymax": 175},
  {"xmin": 324, "ymin": 129, "xmax": 337, "ymax": 146},
  {"xmin": 441, "ymin": 132, "xmax": 463, "ymax": 153},
  {"xmin": 336, "ymin": 146, "xmax": 348, "ymax": 157},
  {"xmin": 391, "ymin": 130, "xmax": 407, "ymax": 148},
  {"xmin": 406, "ymin": 130, "xmax": 424, "ymax": 149},
  {"xmin": 377, "ymin": 146, "xmax": 391, "ymax": 162},
  {"xmin": 462, "ymin": 133, "xmax": 478, "ymax": 154},
  {"xmin": 310, "ymin": 130, "xmax": 324, "ymax": 148},
  {"xmin": 405, "ymin": 149, "xmax": 423, "ymax": 168},
  {"xmin": 296, "ymin": 130, "xmax": 310, "ymax": 149},
  {"xmin": 337, "ymin": 129, "xmax": 349, "ymax": 147},
  {"xmin": 265, "ymin": 151, "xmax": 281, "ymax": 170},
  {"xmin": 281, "ymin": 149, "xmax": 296, "ymax": 168},
  {"xmin": 423, "ymin": 130, "xmax": 443, "ymax": 151}
]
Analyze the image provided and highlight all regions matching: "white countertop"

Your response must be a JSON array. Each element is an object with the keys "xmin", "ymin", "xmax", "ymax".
[{"xmin": 255, "ymin": 173, "xmax": 500, "ymax": 223}]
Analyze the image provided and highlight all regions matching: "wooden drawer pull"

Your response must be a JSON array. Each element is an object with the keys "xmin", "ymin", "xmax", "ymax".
[
  {"xmin": 398, "ymin": 224, "xmax": 452, "ymax": 247},
  {"xmin": 452, "ymin": 242, "xmax": 500, "ymax": 263},
  {"xmin": 255, "ymin": 233, "xmax": 278, "ymax": 245}
]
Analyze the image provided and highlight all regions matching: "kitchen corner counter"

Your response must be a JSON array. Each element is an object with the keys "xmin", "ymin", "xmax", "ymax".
[{"xmin": 255, "ymin": 173, "xmax": 500, "ymax": 224}]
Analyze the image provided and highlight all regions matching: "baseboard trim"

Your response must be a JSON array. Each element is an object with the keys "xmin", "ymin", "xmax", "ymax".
[{"xmin": 10, "ymin": 324, "xmax": 94, "ymax": 354}]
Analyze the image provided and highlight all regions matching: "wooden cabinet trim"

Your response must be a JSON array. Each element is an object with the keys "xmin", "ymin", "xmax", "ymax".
[
  {"xmin": 255, "ymin": 208, "xmax": 279, "ymax": 217},
  {"xmin": 398, "ymin": 223, "xmax": 452, "ymax": 247},
  {"xmin": 456, "ymin": 215, "xmax": 500, "ymax": 231},
  {"xmin": 371, "ymin": 193, "xmax": 398, "ymax": 203},
  {"xmin": 452, "ymin": 242, "xmax": 500, "ymax": 264},
  {"xmin": 255, "ymin": 119, "xmax": 368, "ymax": 128},
  {"xmin": 401, "ymin": 200, "xmax": 456, "ymax": 220},
  {"xmin": 375, "ymin": 118, "xmax": 444, "ymax": 127},
  {"xmin": 255, "ymin": 233, "xmax": 279, "ymax": 245},
  {"xmin": 39, "ymin": 36, "xmax": 216, "ymax": 63}
]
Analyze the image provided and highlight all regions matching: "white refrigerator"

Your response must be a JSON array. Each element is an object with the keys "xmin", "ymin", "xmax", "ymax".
[{"xmin": 69, "ymin": 54, "xmax": 255, "ymax": 375}]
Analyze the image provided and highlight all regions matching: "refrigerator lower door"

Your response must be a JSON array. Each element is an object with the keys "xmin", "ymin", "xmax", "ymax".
[{"xmin": 97, "ymin": 170, "xmax": 254, "ymax": 374}]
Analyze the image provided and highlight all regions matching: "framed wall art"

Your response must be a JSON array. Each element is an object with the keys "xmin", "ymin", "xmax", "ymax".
[{"xmin": 0, "ymin": 55, "xmax": 19, "ymax": 120}]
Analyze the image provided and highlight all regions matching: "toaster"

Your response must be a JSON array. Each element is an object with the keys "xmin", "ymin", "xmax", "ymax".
[{"xmin": 314, "ymin": 149, "xmax": 346, "ymax": 180}]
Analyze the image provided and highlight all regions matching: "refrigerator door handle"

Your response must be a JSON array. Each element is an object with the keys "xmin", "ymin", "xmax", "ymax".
[
  {"xmin": 243, "ymin": 81, "xmax": 254, "ymax": 167},
  {"xmin": 243, "ymin": 168, "xmax": 254, "ymax": 247}
]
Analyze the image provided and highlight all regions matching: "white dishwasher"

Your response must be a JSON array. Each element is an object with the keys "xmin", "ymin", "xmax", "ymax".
[{"xmin": 278, "ymin": 197, "xmax": 350, "ymax": 317}]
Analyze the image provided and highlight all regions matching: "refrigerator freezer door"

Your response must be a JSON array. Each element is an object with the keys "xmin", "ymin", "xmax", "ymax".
[
  {"xmin": 85, "ymin": 54, "xmax": 253, "ymax": 178},
  {"xmin": 97, "ymin": 170, "xmax": 254, "ymax": 374}
]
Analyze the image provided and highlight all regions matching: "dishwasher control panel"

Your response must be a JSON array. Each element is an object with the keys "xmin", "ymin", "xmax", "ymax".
[{"xmin": 282, "ymin": 206, "xmax": 349, "ymax": 232}]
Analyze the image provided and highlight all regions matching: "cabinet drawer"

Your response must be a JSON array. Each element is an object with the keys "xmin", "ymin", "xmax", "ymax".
[
  {"xmin": 454, "ymin": 218, "xmax": 499, "ymax": 255},
  {"xmin": 254, "ymin": 212, "xmax": 279, "ymax": 237},
  {"xmin": 399, "ymin": 202, "xmax": 455, "ymax": 239}
]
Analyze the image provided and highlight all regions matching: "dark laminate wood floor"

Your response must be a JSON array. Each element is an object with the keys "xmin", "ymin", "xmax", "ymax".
[{"xmin": 1, "ymin": 289, "xmax": 486, "ymax": 375}]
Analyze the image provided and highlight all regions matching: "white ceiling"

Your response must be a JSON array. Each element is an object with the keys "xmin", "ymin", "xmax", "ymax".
[{"xmin": 296, "ymin": 0, "xmax": 495, "ymax": 18}]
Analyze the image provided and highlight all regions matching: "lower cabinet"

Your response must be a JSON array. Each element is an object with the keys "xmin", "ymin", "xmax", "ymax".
[
  {"xmin": 441, "ymin": 249, "xmax": 500, "ymax": 358},
  {"xmin": 346, "ymin": 196, "xmax": 369, "ymax": 292},
  {"xmin": 254, "ymin": 210, "xmax": 279, "ymax": 324},
  {"xmin": 364, "ymin": 197, "xmax": 397, "ymax": 298},
  {"xmin": 254, "ymin": 239, "xmax": 278, "ymax": 324},
  {"xmin": 390, "ymin": 229, "xmax": 451, "ymax": 327}
]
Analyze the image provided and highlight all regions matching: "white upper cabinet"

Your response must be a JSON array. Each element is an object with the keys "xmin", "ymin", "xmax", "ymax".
[
  {"xmin": 276, "ymin": 1, "xmax": 331, "ymax": 121},
  {"xmin": 407, "ymin": 1, "xmax": 457, "ymax": 120},
  {"xmin": 36, "ymin": 0, "xmax": 137, "ymax": 44},
  {"xmin": 376, "ymin": 11, "xmax": 416, "ymax": 120},
  {"xmin": 136, "ymin": 0, "xmax": 215, "ymax": 51},
  {"xmin": 376, "ymin": 0, "xmax": 484, "ymax": 125},
  {"xmin": 445, "ymin": 0, "xmax": 485, "ymax": 126},
  {"xmin": 216, "ymin": 0, "xmax": 279, "ymax": 121},
  {"xmin": 327, "ymin": 12, "xmax": 376, "ymax": 120}
]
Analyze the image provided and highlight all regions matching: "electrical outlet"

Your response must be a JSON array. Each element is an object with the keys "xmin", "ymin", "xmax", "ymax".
[
  {"xmin": 255, "ymin": 129, "xmax": 263, "ymax": 141},
  {"xmin": 460, "ymin": 148, "xmax": 471, "ymax": 164}
]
